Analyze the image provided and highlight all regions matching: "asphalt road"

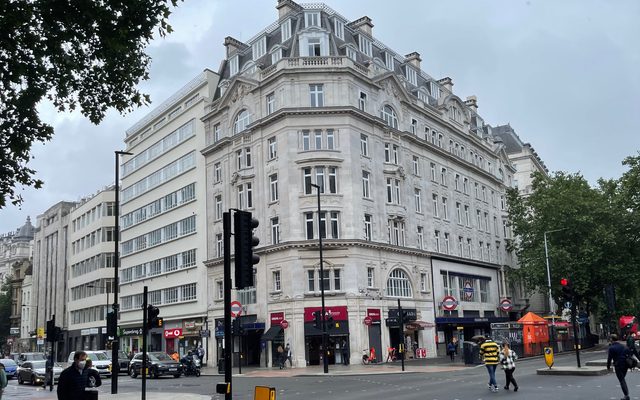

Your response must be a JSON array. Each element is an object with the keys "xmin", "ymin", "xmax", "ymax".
[{"xmin": 6, "ymin": 349, "xmax": 640, "ymax": 400}]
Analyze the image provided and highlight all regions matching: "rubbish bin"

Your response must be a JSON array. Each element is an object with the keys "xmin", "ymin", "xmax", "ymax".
[
  {"xmin": 463, "ymin": 341, "xmax": 481, "ymax": 365},
  {"xmin": 218, "ymin": 358, "xmax": 224, "ymax": 374}
]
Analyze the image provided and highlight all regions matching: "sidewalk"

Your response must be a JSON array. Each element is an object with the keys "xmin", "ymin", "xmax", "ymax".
[{"xmin": 201, "ymin": 355, "xmax": 470, "ymax": 378}]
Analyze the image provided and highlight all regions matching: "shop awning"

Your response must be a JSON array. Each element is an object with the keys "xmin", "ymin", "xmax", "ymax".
[
  {"xmin": 261, "ymin": 326, "xmax": 283, "ymax": 341},
  {"xmin": 405, "ymin": 320, "xmax": 435, "ymax": 330}
]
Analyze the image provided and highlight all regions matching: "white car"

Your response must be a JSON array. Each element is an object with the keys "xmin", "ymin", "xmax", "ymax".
[{"xmin": 67, "ymin": 351, "xmax": 112, "ymax": 378}]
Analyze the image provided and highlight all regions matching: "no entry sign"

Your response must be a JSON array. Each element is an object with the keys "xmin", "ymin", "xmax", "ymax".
[
  {"xmin": 363, "ymin": 316, "xmax": 372, "ymax": 326},
  {"xmin": 230, "ymin": 301, "xmax": 242, "ymax": 318},
  {"xmin": 280, "ymin": 320, "xmax": 289, "ymax": 329},
  {"xmin": 441, "ymin": 295, "xmax": 458, "ymax": 311}
]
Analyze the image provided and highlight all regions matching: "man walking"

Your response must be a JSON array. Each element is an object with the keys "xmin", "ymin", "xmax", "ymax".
[
  {"xmin": 57, "ymin": 351, "xmax": 88, "ymax": 400},
  {"xmin": 478, "ymin": 336, "xmax": 500, "ymax": 392},
  {"xmin": 608, "ymin": 334, "xmax": 632, "ymax": 400}
]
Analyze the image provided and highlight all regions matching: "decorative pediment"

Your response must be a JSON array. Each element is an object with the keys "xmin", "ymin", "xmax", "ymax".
[
  {"xmin": 373, "ymin": 73, "xmax": 413, "ymax": 104},
  {"xmin": 214, "ymin": 76, "xmax": 259, "ymax": 112}
]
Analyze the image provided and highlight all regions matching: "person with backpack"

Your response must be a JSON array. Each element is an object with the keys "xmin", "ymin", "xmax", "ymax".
[
  {"xmin": 607, "ymin": 334, "xmax": 633, "ymax": 400},
  {"xmin": 499, "ymin": 342, "xmax": 519, "ymax": 392}
]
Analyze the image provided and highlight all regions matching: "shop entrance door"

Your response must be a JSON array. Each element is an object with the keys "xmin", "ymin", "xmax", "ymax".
[
  {"xmin": 368, "ymin": 324, "xmax": 382, "ymax": 363},
  {"xmin": 166, "ymin": 339, "xmax": 175, "ymax": 355}
]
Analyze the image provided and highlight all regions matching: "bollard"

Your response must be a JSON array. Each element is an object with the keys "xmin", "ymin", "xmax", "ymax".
[{"xmin": 254, "ymin": 386, "xmax": 276, "ymax": 400}]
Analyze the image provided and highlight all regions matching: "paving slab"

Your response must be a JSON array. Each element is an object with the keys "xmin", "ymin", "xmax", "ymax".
[
  {"xmin": 585, "ymin": 359, "xmax": 607, "ymax": 366},
  {"xmin": 536, "ymin": 366, "xmax": 609, "ymax": 376}
]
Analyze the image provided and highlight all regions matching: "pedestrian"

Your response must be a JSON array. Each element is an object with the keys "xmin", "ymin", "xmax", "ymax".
[
  {"xmin": 341, "ymin": 339, "xmax": 350, "ymax": 365},
  {"xmin": 607, "ymin": 334, "xmax": 632, "ymax": 400},
  {"xmin": 499, "ymin": 342, "xmax": 519, "ymax": 391},
  {"xmin": 477, "ymin": 336, "xmax": 500, "ymax": 392},
  {"xmin": 276, "ymin": 344, "xmax": 284, "ymax": 369},
  {"xmin": 285, "ymin": 343, "xmax": 293, "ymax": 368},
  {"xmin": 447, "ymin": 339, "xmax": 457, "ymax": 362},
  {"xmin": 0, "ymin": 362, "xmax": 8, "ymax": 400},
  {"xmin": 57, "ymin": 351, "xmax": 88, "ymax": 400},
  {"xmin": 627, "ymin": 333, "xmax": 639, "ymax": 359},
  {"xmin": 197, "ymin": 344, "xmax": 205, "ymax": 361},
  {"xmin": 452, "ymin": 337, "xmax": 459, "ymax": 357}
]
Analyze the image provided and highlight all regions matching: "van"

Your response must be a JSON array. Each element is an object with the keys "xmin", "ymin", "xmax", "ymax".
[{"xmin": 67, "ymin": 351, "xmax": 112, "ymax": 378}]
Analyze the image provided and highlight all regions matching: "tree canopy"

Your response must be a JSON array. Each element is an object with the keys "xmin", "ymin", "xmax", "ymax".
[
  {"xmin": 0, "ymin": 0, "xmax": 180, "ymax": 208},
  {"xmin": 507, "ymin": 155, "xmax": 640, "ymax": 318}
]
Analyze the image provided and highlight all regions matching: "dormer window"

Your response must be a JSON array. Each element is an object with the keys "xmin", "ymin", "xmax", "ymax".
[
  {"xmin": 429, "ymin": 81, "xmax": 440, "ymax": 99},
  {"xmin": 281, "ymin": 19, "xmax": 292, "ymax": 41},
  {"xmin": 271, "ymin": 47, "xmax": 283, "ymax": 64},
  {"xmin": 405, "ymin": 66, "xmax": 417, "ymax": 86},
  {"xmin": 358, "ymin": 36, "xmax": 372, "ymax": 57},
  {"xmin": 308, "ymin": 38, "xmax": 321, "ymax": 56},
  {"xmin": 334, "ymin": 18, "xmax": 344, "ymax": 40},
  {"xmin": 417, "ymin": 89, "xmax": 428, "ymax": 103},
  {"xmin": 252, "ymin": 36, "xmax": 266, "ymax": 60},
  {"xmin": 346, "ymin": 46, "xmax": 357, "ymax": 61},
  {"xmin": 385, "ymin": 52, "xmax": 394, "ymax": 70},
  {"xmin": 305, "ymin": 11, "xmax": 321, "ymax": 27},
  {"xmin": 229, "ymin": 55, "xmax": 239, "ymax": 76}
]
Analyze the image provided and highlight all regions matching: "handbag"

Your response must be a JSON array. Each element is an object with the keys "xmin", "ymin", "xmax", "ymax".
[{"xmin": 626, "ymin": 353, "xmax": 639, "ymax": 369}]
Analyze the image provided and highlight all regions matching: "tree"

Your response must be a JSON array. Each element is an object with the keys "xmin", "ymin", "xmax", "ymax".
[
  {"xmin": 506, "ymin": 170, "xmax": 637, "ymax": 316},
  {"xmin": 0, "ymin": 0, "xmax": 180, "ymax": 208},
  {"xmin": 0, "ymin": 277, "xmax": 11, "ymax": 350}
]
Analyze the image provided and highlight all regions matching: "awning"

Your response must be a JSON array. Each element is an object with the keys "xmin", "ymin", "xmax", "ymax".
[
  {"xmin": 261, "ymin": 326, "xmax": 283, "ymax": 341},
  {"xmin": 404, "ymin": 320, "xmax": 435, "ymax": 330}
]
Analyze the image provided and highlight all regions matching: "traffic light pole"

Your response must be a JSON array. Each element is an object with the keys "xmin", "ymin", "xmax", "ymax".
[
  {"xmin": 397, "ymin": 299, "xmax": 405, "ymax": 372},
  {"xmin": 142, "ymin": 286, "xmax": 148, "ymax": 400},
  {"xmin": 571, "ymin": 301, "xmax": 581, "ymax": 367},
  {"xmin": 48, "ymin": 314, "xmax": 55, "ymax": 392},
  {"xmin": 223, "ymin": 211, "xmax": 233, "ymax": 400},
  {"xmin": 311, "ymin": 184, "xmax": 329, "ymax": 374}
]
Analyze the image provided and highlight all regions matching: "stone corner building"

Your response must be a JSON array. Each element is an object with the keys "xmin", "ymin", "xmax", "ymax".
[{"xmin": 201, "ymin": 0, "xmax": 524, "ymax": 367}]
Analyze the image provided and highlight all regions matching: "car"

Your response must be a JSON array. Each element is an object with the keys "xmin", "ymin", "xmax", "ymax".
[
  {"xmin": 128, "ymin": 352, "xmax": 182, "ymax": 379},
  {"xmin": 67, "ymin": 351, "xmax": 112, "ymax": 378},
  {"xmin": 16, "ymin": 352, "xmax": 47, "ymax": 366},
  {"xmin": 98, "ymin": 349, "xmax": 130, "ymax": 374},
  {"xmin": 17, "ymin": 360, "xmax": 63, "ymax": 386},
  {"xmin": 0, "ymin": 358, "xmax": 18, "ymax": 379}
]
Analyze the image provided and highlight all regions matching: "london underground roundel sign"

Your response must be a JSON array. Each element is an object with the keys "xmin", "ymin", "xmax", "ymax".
[
  {"xmin": 499, "ymin": 298, "xmax": 513, "ymax": 312},
  {"xmin": 441, "ymin": 295, "xmax": 458, "ymax": 311}
]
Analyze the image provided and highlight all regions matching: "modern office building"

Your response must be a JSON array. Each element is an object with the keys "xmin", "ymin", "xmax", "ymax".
[
  {"xmin": 66, "ymin": 187, "xmax": 116, "ymax": 351},
  {"xmin": 201, "ymin": 0, "xmax": 521, "ymax": 367},
  {"xmin": 117, "ymin": 70, "xmax": 219, "ymax": 363}
]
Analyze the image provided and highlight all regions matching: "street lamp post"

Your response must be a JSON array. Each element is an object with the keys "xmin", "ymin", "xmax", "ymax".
[
  {"xmin": 544, "ymin": 228, "xmax": 568, "ymax": 326},
  {"xmin": 113, "ymin": 150, "xmax": 132, "ymax": 394},
  {"xmin": 310, "ymin": 183, "xmax": 329, "ymax": 374}
]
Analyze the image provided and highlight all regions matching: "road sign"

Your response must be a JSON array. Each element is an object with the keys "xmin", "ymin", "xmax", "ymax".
[
  {"xmin": 230, "ymin": 301, "xmax": 243, "ymax": 318},
  {"xmin": 280, "ymin": 320, "xmax": 289, "ymax": 329},
  {"xmin": 441, "ymin": 295, "xmax": 458, "ymax": 311},
  {"xmin": 363, "ymin": 316, "xmax": 372, "ymax": 326},
  {"xmin": 544, "ymin": 346, "xmax": 554, "ymax": 368},
  {"xmin": 499, "ymin": 298, "xmax": 513, "ymax": 312}
]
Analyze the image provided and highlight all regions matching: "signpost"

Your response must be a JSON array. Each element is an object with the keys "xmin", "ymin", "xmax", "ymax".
[
  {"xmin": 230, "ymin": 301, "xmax": 242, "ymax": 318},
  {"xmin": 363, "ymin": 316, "xmax": 372, "ymax": 326},
  {"xmin": 441, "ymin": 295, "xmax": 458, "ymax": 311},
  {"xmin": 499, "ymin": 298, "xmax": 513, "ymax": 313}
]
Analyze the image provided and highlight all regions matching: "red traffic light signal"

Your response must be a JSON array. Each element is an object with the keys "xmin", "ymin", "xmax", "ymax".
[{"xmin": 560, "ymin": 278, "xmax": 569, "ymax": 286}]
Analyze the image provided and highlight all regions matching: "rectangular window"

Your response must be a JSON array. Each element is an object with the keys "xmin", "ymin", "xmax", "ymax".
[
  {"xmin": 417, "ymin": 226, "xmax": 424, "ymax": 249},
  {"xmin": 367, "ymin": 267, "xmax": 375, "ymax": 287},
  {"xmin": 456, "ymin": 202, "xmax": 462, "ymax": 224},
  {"xmin": 415, "ymin": 188, "xmax": 422, "ymax": 213},
  {"xmin": 305, "ymin": 11, "xmax": 320, "ymax": 27},
  {"xmin": 434, "ymin": 230, "xmax": 441, "ymax": 252},
  {"xmin": 302, "ymin": 130, "xmax": 310, "ymax": 150},
  {"xmin": 266, "ymin": 93, "xmax": 275, "ymax": 115},
  {"xmin": 309, "ymin": 84, "xmax": 324, "ymax": 107},
  {"xmin": 432, "ymin": 194, "xmax": 439, "ymax": 217},
  {"xmin": 307, "ymin": 270, "xmax": 315, "ymax": 292},
  {"xmin": 281, "ymin": 19, "xmax": 292, "ymax": 41},
  {"xmin": 305, "ymin": 212, "xmax": 314, "ymax": 240},
  {"xmin": 430, "ymin": 163, "xmax": 437, "ymax": 181},
  {"xmin": 182, "ymin": 283, "xmax": 197, "ymax": 301},
  {"xmin": 308, "ymin": 38, "xmax": 321, "ymax": 56},
  {"xmin": 229, "ymin": 55, "xmax": 239, "ymax": 76},
  {"xmin": 455, "ymin": 174, "xmax": 460, "ymax": 191},
  {"xmin": 334, "ymin": 269, "xmax": 341, "ymax": 291},
  {"xmin": 214, "ymin": 162, "xmax": 221, "ymax": 183},
  {"xmin": 268, "ymin": 137, "xmax": 277, "ymax": 160},
  {"xmin": 458, "ymin": 236, "xmax": 464, "ymax": 256},
  {"xmin": 269, "ymin": 174, "xmax": 278, "ymax": 202},
  {"xmin": 421, "ymin": 273, "xmax": 429, "ymax": 292},
  {"xmin": 405, "ymin": 66, "xmax": 417, "ymax": 86},
  {"xmin": 273, "ymin": 270, "xmax": 281, "ymax": 292},
  {"xmin": 358, "ymin": 35, "xmax": 372, "ymax": 57},
  {"xmin": 442, "ymin": 197, "xmax": 449, "ymax": 220},
  {"xmin": 359, "ymin": 92, "xmax": 367, "ymax": 111},
  {"xmin": 362, "ymin": 171, "xmax": 371, "ymax": 198},
  {"xmin": 334, "ymin": 18, "xmax": 344, "ymax": 40},
  {"xmin": 385, "ymin": 52, "xmax": 394, "ymax": 70},
  {"xmin": 326, "ymin": 129, "xmax": 335, "ymax": 150},
  {"xmin": 410, "ymin": 119, "xmax": 417, "ymax": 134},
  {"xmin": 364, "ymin": 214, "xmax": 372, "ymax": 241},
  {"xmin": 271, "ymin": 48, "xmax": 282, "ymax": 64},
  {"xmin": 440, "ymin": 168, "xmax": 447, "ymax": 186},
  {"xmin": 360, "ymin": 134, "xmax": 369, "ymax": 156},
  {"xmin": 346, "ymin": 46, "xmax": 357, "ymax": 60},
  {"xmin": 271, "ymin": 217, "xmax": 280, "ymax": 245},
  {"xmin": 444, "ymin": 232, "xmax": 450, "ymax": 254},
  {"xmin": 465, "ymin": 205, "xmax": 470, "ymax": 226},
  {"xmin": 215, "ymin": 195, "xmax": 223, "ymax": 220},
  {"xmin": 252, "ymin": 36, "xmax": 266, "ymax": 59},
  {"xmin": 315, "ymin": 129, "xmax": 322, "ymax": 149}
]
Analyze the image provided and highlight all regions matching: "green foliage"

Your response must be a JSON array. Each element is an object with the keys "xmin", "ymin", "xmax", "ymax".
[
  {"xmin": 0, "ymin": 0, "xmax": 181, "ymax": 208},
  {"xmin": 0, "ymin": 277, "xmax": 11, "ymax": 348},
  {"xmin": 507, "ymin": 166, "xmax": 640, "ymax": 316}
]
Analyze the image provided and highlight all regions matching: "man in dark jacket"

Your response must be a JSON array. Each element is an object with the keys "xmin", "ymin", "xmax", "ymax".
[
  {"xmin": 57, "ymin": 351, "xmax": 88, "ymax": 400},
  {"xmin": 607, "ymin": 334, "xmax": 632, "ymax": 400}
]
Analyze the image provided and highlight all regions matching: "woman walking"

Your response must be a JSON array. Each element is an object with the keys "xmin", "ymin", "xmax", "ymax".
[
  {"xmin": 499, "ymin": 343, "xmax": 519, "ymax": 392},
  {"xmin": 447, "ymin": 340, "xmax": 457, "ymax": 362}
]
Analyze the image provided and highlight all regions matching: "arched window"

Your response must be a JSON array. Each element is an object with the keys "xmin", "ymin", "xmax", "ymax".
[
  {"xmin": 234, "ymin": 109, "xmax": 251, "ymax": 134},
  {"xmin": 381, "ymin": 105, "xmax": 398, "ymax": 129},
  {"xmin": 386, "ymin": 268, "xmax": 412, "ymax": 298}
]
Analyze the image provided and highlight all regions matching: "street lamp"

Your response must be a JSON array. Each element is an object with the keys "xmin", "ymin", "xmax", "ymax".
[
  {"xmin": 113, "ymin": 150, "xmax": 132, "ymax": 394},
  {"xmin": 544, "ymin": 228, "xmax": 568, "ymax": 325},
  {"xmin": 310, "ymin": 183, "xmax": 329, "ymax": 374}
]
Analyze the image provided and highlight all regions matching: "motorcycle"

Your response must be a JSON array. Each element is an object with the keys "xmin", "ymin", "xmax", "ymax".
[{"xmin": 181, "ymin": 355, "xmax": 201, "ymax": 377}]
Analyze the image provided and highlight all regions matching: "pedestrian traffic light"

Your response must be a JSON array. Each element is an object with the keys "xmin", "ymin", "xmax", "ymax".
[
  {"xmin": 106, "ymin": 312, "xmax": 117, "ymax": 337},
  {"xmin": 313, "ymin": 311, "xmax": 322, "ymax": 329},
  {"xmin": 46, "ymin": 319, "xmax": 55, "ymax": 343},
  {"xmin": 147, "ymin": 305, "xmax": 161, "ymax": 328},
  {"xmin": 234, "ymin": 210, "xmax": 260, "ymax": 289},
  {"xmin": 326, "ymin": 314, "xmax": 334, "ymax": 330},
  {"xmin": 54, "ymin": 327, "xmax": 63, "ymax": 341},
  {"xmin": 560, "ymin": 278, "xmax": 574, "ymax": 301}
]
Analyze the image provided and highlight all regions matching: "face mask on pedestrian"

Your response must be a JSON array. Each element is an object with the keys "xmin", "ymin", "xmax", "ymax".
[{"xmin": 78, "ymin": 360, "xmax": 86, "ymax": 369}]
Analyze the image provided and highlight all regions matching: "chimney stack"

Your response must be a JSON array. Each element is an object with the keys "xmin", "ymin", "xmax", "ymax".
[
  {"xmin": 224, "ymin": 36, "xmax": 248, "ymax": 59},
  {"xmin": 437, "ymin": 77, "xmax": 453, "ymax": 93},
  {"xmin": 404, "ymin": 52, "xmax": 421, "ymax": 70},
  {"xmin": 465, "ymin": 95, "xmax": 478, "ymax": 111},
  {"xmin": 348, "ymin": 16, "xmax": 374, "ymax": 36},
  {"xmin": 276, "ymin": 0, "xmax": 302, "ymax": 19}
]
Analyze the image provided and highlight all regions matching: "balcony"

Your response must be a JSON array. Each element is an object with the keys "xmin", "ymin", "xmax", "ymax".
[{"xmin": 260, "ymin": 56, "xmax": 370, "ymax": 80}]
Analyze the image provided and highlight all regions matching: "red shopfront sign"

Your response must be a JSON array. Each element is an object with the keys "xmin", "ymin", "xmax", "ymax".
[
  {"xmin": 164, "ymin": 328, "xmax": 183, "ymax": 339},
  {"xmin": 367, "ymin": 308, "xmax": 381, "ymax": 321},
  {"xmin": 270, "ymin": 312, "xmax": 285, "ymax": 326},
  {"xmin": 304, "ymin": 306, "xmax": 348, "ymax": 322}
]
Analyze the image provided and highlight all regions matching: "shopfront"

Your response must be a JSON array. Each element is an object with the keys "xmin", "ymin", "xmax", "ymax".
[
  {"xmin": 119, "ymin": 327, "xmax": 143, "ymax": 355},
  {"xmin": 262, "ymin": 312, "xmax": 285, "ymax": 368},
  {"xmin": 365, "ymin": 308, "xmax": 382, "ymax": 363},
  {"xmin": 303, "ymin": 306, "xmax": 349, "ymax": 366}
]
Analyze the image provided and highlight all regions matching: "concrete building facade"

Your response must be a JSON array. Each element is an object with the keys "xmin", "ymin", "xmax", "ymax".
[{"xmin": 201, "ymin": 0, "xmax": 520, "ymax": 368}]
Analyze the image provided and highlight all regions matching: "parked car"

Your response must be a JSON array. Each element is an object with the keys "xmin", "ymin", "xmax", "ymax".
[
  {"xmin": 0, "ymin": 358, "xmax": 18, "ymax": 379},
  {"xmin": 99, "ymin": 349, "xmax": 130, "ymax": 374},
  {"xmin": 16, "ymin": 352, "xmax": 46, "ymax": 366},
  {"xmin": 128, "ymin": 352, "xmax": 181, "ymax": 379},
  {"xmin": 17, "ymin": 360, "xmax": 63, "ymax": 385},
  {"xmin": 67, "ymin": 351, "xmax": 111, "ymax": 378}
]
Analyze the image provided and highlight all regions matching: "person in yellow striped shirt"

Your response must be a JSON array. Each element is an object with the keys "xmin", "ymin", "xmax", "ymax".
[{"xmin": 478, "ymin": 336, "xmax": 500, "ymax": 392}]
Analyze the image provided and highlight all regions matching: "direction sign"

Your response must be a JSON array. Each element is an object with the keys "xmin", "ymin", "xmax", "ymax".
[
  {"xmin": 230, "ymin": 301, "xmax": 243, "ymax": 318},
  {"xmin": 363, "ymin": 316, "xmax": 372, "ymax": 326},
  {"xmin": 280, "ymin": 320, "xmax": 289, "ymax": 329},
  {"xmin": 499, "ymin": 298, "xmax": 513, "ymax": 312},
  {"xmin": 441, "ymin": 295, "xmax": 458, "ymax": 311}
]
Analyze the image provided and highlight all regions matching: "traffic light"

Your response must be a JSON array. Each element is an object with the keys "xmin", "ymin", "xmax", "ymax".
[
  {"xmin": 54, "ymin": 327, "xmax": 63, "ymax": 341},
  {"xmin": 326, "ymin": 314, "xmax": 334, "ymax": 330},
  {"xmin": 106, "ymin": 312, "xmax": 117, "ymax": 338},
  {"xmin": 147, "ymin": 305, "xmax": 162, "ymax": 328},
  {"xmin": 46, "ymin": 319, "xmax": 55, "ymax": 343},
  {"xmin": 232, "ymin": 318, "xmax": 244, "ymax": 335},
  {"xmin": 560, "ymin": 278, "xmax": 575, "ymax": 302},
  {"xmin": 313, "ymin": 311, "xmax": 322, "ymax": 329},
  {"xmin": 234, "ymin": 210, "xmax": 260, "ymax": 289}
]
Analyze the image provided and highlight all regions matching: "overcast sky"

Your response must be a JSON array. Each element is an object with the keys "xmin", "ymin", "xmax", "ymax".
[{"xmin": 1, "ymin": 0, "xmax": 639, "ymax": 233}]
